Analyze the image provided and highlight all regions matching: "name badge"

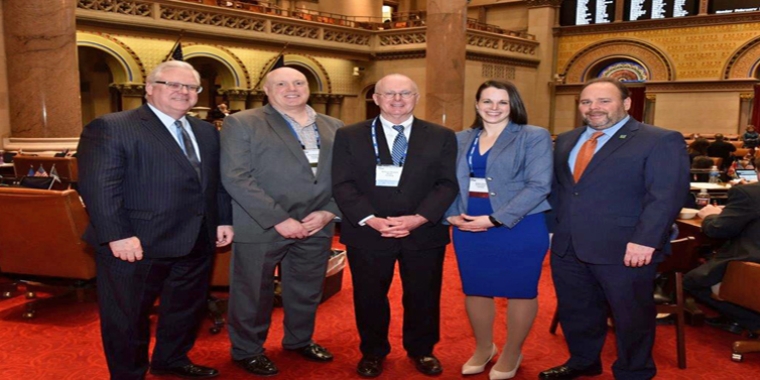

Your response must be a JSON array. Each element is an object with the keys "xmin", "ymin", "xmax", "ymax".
[
  {"xmin": 469, "ymin": 177, "xmax": 488, "ymax": 193},
  {"xmin": 304, "ymin": 149, "xmax": 319, "ymax": 175},
  {"xmin": 376, "ymin": 165, "xmax": 403, "ymax": 187}
]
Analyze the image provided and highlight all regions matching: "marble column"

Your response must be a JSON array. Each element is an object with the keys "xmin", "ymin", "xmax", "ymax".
[
  {"xmin": 111, "ymin": 84, "xmax": 145, "ymax": 111},
  {"xmin": 222, "ymin": 88, "xmax": 249, "ymax": 112},
  {"xmin": 310, "ymin": 94, "xmax": 329, "ymax": 115},
  {"xmin": 3, "ymin": 0, "xmax": 81, "ymax": 137},
  {"xmin": 248, "ymin": 92, "xmax": 265, "ymax": 110},
  {"xmin": 425, "ymin": 0, "xmax": 467, "ymax": 130},
  {"xmin": 527, "ymin": 0, "xmax": 561, "ymax": 131},
  {"xmin": 327, "ymin": 95, "xmax": 344, "ymax": 120}
]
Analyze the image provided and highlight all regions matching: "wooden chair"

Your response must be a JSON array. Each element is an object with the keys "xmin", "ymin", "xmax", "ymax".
[
  {"xmin": 549, "ymin": 237, "xmax": 699, "ymax": 369},
  {"xmin": 734, "ymin": 148, "xmax": 750, "ymax": 158},
  {"xmin": 0, "ymin": 188, "xmax": 95, "ymax": 318},
  {"xmin": 717, "ymin": 261, "xmax": 760, "ymax": 362},
  {"xmin": 731, "ymin": 141, "xmax": 744, "ymax": 149},
  {"xmin": 12, "ymin": 156, "xmax": 78, "ymax": 190}
]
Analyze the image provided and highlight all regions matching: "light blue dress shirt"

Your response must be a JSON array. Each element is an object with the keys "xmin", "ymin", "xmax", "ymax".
[{"xmin": 148, "ymin": 103, "xmax": 201, "ymax": 162}]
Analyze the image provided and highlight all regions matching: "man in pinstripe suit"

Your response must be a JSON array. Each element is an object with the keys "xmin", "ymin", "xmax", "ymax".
[{"xmin": 78, "ymin": 61, "xmax": 233, "ymax": 380}]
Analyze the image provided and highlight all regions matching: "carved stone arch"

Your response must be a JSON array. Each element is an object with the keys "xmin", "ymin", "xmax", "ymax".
[
  {"xmin": 76, "ymin": 31, "xmax": 145, "ymax": 83},
  {"xmin": 562, "ymin": 39, "xmax": 675, "ymax": 83},
  {"xmin": 723, "ymin": 36, "xmax": 760, "ymax": 79},
  {"xmin": 182, "ymin": 44, "xmax": 249, "ymax": 88},
  {"xmin": 257, "ymin": 54, "xmax": 331, "ymax": 93}
]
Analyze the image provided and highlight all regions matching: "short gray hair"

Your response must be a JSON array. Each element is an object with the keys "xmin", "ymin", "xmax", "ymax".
[{"xmin": 146, "ymin": 61, "xmax": 201, "ymax": 84}]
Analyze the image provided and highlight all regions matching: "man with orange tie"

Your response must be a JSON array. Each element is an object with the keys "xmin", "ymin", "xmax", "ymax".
[{"xmin": 542, "ymin": 78, "xmax": 689, "ymax": 380}]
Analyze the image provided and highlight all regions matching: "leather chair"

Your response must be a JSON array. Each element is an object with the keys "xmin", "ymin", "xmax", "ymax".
[
  {"xmin": 717, "ymin": 261, "xmax": 760, "ymax": 362},
  {"xmin": 0, "ymin": 188, "xmax": 96, "ymax": 317},
  {"xmin": 549, "ymin": 237, "xmax": 700, "ymax": 369},
  {"xmin": 12, "ymin": 156, "xmax": 78, "ymax": 190}
]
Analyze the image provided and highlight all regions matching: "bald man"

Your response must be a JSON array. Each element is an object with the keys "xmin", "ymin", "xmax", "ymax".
[{"xmin": 221, "ymin": 67, "xmax": 343, "ymax": 376}]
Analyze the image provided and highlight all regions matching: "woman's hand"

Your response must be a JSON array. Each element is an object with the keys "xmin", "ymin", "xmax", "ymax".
[{"xmin": 455, "ymin": 214, "xmax": 495, "ymax": 232}]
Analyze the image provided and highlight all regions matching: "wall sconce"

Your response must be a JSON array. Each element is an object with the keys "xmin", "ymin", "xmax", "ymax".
[{"xmin": 353, "ymin": 67, "xmax": 365, "ymax": 77}]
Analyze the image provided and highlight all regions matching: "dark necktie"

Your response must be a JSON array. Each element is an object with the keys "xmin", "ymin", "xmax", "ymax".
[
  {"xmin": 573, "ymin": 131, "xmax": 604, "ymax": 183},
  {"xmin": 391, "ymin": 125, "xmax": 407, "ymax": 166},
  {"xmin": 175, "ymin": 120, "xmax": 202, "ymax": 179}
]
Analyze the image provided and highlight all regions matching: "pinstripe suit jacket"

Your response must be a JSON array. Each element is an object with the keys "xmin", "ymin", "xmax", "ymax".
[{"xmin": 77, "ymin": 104, "xmax": 232, "ymax": 258}]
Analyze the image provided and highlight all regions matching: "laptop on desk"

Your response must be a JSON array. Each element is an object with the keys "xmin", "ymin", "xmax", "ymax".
[{"xmin": 736, "ymin": 169, "xmax": 758, "ymax": 182}]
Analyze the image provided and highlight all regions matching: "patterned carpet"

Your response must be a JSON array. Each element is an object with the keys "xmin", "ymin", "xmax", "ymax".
[{"xmin": 1, "ymin": 245, "xmax": 759, "ymax": 379}]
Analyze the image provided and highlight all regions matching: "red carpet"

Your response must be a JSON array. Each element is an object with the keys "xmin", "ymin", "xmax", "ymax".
[{"xmin": 1, "ymin": 245, "xmax": 759, "ymax": 379}]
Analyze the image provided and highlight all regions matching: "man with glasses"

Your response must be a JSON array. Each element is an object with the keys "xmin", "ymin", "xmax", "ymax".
[
  {"xmin": 332, "ymin": 74, "xmax": 458, "ymax": 377},
  {"xmin": 220, "ymin": 67, "xmax": 343, "ymax": 376},
  {"xmin": 77, "ymin": 60, "xmax": 233, "ymax": 379}
]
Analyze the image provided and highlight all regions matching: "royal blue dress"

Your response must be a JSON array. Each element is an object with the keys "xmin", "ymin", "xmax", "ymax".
[{"xmin": 452, "ymin": 145, "xmax": 548, "ymax": 298}]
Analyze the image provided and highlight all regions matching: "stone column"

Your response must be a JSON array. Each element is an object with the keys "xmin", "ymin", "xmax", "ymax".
[
  {"xmin": 310, "ymin": 94, "xmax": 329, "ymax": 115},
  {"xmin": 327, "ymin": 95, "xmax": 344, "ymax": 119},
  {"xmin": 527, "ymin": 0, "xmax": 561, "ymax": 130},
  {"xmin": 425, "ymin": 0, "xmax": 467, "ymax": 130},
  {"xmin": 111, "ymin": 84, "xmax": 145, "ymax": 111},
  {"xmin": 248, "ymin": 92, "xmax": 265, "ymax": 109},
  {"xmin": 2, "ymin": 0, "xmax": 81, "ymax": 137},
  {"xmin": 223, "ymin": 88, "xmax": 249, "ymax": 112}
]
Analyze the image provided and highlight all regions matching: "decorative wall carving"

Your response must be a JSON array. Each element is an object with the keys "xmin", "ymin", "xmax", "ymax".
[
  {"xmin": 562, "ymin": 39, "xmax": 673, "ymax": 83},
  {"xmin": 110, "ymin": 83, "xmax": 145, "ymax": 97},
  {"xmin": 482, "ymin": 63, "xmax": 516, "ymax": 80},
  {"xmin": 723, "ymin": 36, "xmax": 760, "ymax": 79},
  {"xmin": 466, "ymin": 53, "xmax": 539, "ymax": 68},
  {"xmin": 271, "ymin": 22, "xmax": 319, "ymax": 39},
  {"xmin": 525, "ymin": 0, "xmax": 563, "ymax": 7},
  {"xmin": 379, "ymin": 32, "xmax": 426, "ymax": 46},
  {"xmin": 467, "ymin": 35, "xmax": 499, "ymax": 49},
  {"xmin": 323, "ymin": 30, "xmax": 371, "ymax": 46},
  {"xmin": 645, "ymin": 80, "xmax": 757, "ymax": 93},
  {"xmin": 160, "ymin": 6, "xmax": 266, "ymax": 31},
  {"xmin": 78, "ymin": 0, "xmax": 152, "ymax": 17},
  {"xmin": 558, "ymin": 12, "xmax": 760, "ymax": 36}
]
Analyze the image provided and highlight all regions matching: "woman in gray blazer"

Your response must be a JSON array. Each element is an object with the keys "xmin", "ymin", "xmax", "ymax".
[{"xmin": 445, "ymin": 80, "xmax": 552, "ymax": 380}]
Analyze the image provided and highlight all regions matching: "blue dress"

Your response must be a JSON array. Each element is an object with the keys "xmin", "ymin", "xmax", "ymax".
[{"xmin": 452, "ymin": 145, "xmax": 548, "ymax": 298}]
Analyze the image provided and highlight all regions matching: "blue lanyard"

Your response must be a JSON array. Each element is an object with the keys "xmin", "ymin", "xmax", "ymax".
[
  {"xmin": 467, "ymin": 129, "xmax": 483, "ymax": 177},
  {"xmin": 371, "ymin": 117, "xmax": 407, "ymax": 166},
  {"xmin": 283, "ymin": 118, "xmax": 321, "ymax": 149}
]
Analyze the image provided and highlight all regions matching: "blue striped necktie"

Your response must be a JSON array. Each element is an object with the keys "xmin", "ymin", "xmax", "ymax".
[
  {"xmin": 391, "ymin": 125, "xmax": 407, "ymax": 166},
  {"xmin": 175, "ymin": 120, "xmax": 202, "ymax": 179}
]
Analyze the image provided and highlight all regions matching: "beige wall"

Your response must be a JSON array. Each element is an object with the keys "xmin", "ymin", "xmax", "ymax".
[
  {"xmin": 318, "ymin": 0, "xmax": 382, "ymax": 18},
  {"xmin": 0, "ymin": 2, "xmax": 10, "ymax": 145},
  {"xmin": 554, "ymin": 94, "xmax": 578, "ymax": 134},
  {"xmin": 653, "ymin": 92, "xmax": 743, "ymax": 135}
]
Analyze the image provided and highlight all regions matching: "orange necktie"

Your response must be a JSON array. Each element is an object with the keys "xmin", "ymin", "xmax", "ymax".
[{"xmin": 573, "ymin": 131, "xmax": 604, "ymax": 183}]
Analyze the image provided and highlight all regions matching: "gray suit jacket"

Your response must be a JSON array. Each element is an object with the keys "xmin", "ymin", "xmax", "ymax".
[
  {"xmin": 445, "ymin": 123, "xmax": 553, "ymax": 228},
  {"xmin": 220, "ymin": 104, "xmax": 343, "ymax": 243}
]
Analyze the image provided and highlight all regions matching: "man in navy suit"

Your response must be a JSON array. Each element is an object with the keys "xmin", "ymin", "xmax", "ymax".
[
  {"xmin": 542, "ymin": 78, "xmax": 689, "ymax": 379},
  {"xmin": 332, "ymin": 74, "xmax": 458, "ymax": 377},
  {"xmin": 78, "ymin": 61, "xmax": 233, "ymax": 380}
]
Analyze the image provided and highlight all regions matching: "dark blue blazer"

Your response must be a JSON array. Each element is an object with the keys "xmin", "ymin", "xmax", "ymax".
[
  {"xmin": 548, "ymin": 118, "xmax": 689, "ymax": 264},
  {"xmin": 77, "ymin": 104, "xmax": 232, "ymax": 258}
]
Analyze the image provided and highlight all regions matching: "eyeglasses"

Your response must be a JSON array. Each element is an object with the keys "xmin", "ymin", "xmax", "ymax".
[
  {"xmin": 153, "ymin": 81, "xmax": 203, "ymax": 94},
  {"xmin": 376, "ymin": 91, "xmax": 417, "ymax": 99}
]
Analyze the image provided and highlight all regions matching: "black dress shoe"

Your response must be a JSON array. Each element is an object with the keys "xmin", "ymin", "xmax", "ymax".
[
  {"xmin": 150, "ymin": 363, "xmax": 219, "ymax": 378},
  {"xmin": 357, "ymin": 355, "xmax": 384, "ymax": 378},
  {"xmin": 539, "ymin": 365, "xmax": 602, "ymax": 379},
  {"xmin": 288, "ymin": 343, "xmax": 334, "ymax": 362},
  {"xmin": 705, "ymin": 316, "xmax": 745, "ymax": 334},
  {"xmin": 234, "ymin": 354, "xmax": 279, "ymax": 376},
  {"xmin": 410, "ymin": 355, "xmax": 443, "ymax": 376}
]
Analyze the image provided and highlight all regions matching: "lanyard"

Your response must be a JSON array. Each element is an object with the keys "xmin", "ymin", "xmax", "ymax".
[
  {"xmin": 371, "ymin": 117, "xmax": 407, "ymax": 166},
  {"xmin": 284, "ymin": 118, "xmax": 321, "ymax": 149},
  {"xmin": 467, "ymin": 129, "xmax": 483, "ymax": 177}
]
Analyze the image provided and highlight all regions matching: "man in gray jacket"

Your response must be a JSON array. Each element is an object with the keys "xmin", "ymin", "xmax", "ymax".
[{"xmin": 220, "ymin": 67, "xmax": 343, "ymax": 376}]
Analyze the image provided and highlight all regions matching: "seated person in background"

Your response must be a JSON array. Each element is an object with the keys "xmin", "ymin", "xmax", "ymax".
[
  {"xmin": 684, "ymin": 157, "xmax": 760, "ymax": 334},
  {"xmin": 743, "ymin": 125, "xmax": 759, "ymax": 149},
  {"xmin": 691, "ymin": 155, "xmax": 714, "ymax": 182},
  {"xmin": 707, "ymin": 133, "xmax": 736, "ymax": 169},
  {"xmin": 687, "ymin": 138, "xmax": 710, "ymax": 164},
  {"xmin": 208, "ymin": 103, "xmax": 230, "ymax": 120}
]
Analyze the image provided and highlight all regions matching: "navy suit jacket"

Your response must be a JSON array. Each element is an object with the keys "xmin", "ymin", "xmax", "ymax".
[
  {"xmin": 77, "ymin": 104, "xmax": 232, "ymax": 258},
  {"xmin": 332, "ymin": 117, "xmax": 459, "ymax": 250},
  {"xmin": 445, "ymin": 123, "xmax": 553, "ymax": 228},
  {"xmin": 548, "ymin": 118, "xmax": 689, "ymax": 264}
]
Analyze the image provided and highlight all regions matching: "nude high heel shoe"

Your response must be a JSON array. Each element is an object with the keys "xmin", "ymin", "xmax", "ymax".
[
  {"xmin": 461, "ymin": 344, "xmax": 498, "ymax": 375},
  {"xmin": 488, "ymin": 353, "xmax": 522, "ymax": 380}
]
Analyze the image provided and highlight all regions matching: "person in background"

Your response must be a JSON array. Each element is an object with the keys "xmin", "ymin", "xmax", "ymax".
[
  {"xmin": 208, "ymin": 103, "xmax": 230, "ymax": 120},
  {"xmin": 687, "ymin": 138, "xmax": 710, "ymax": 164},
  {"xmin": 684, "ymin": 156, "xmax": 760, "ymax": 334},
  {"xmin": 742, "ymin": 125, "xmax": 759, "ymax": 149},
  {"xmin": 707, "ymin": 133, "xmax": 736, "ymax": 170},
  {"xmin": 332, "ymin": 73, "xmax": 458, "ymax": 378},
  {"xmin": 220, "ymin": 67, "xmax": 342, "ymax": 377},
  {"xmin": 542, "ymin": 78, "xmax": 689, "ymax": 380},
  {"xmin": 445, "ymin": 80, "xmax": 552, "ymax": 380},
  {"xmin": 77, "ymin": 60, "xmax": 233, "ymax": 379}
]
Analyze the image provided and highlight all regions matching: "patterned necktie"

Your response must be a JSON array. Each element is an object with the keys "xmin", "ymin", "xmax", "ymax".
[
  {"xmin": 573, "ymin": 131, "xmax": 604, "ymax": 183},
  {"xmin": 175, "ymin": 120, "xmax": 202, "ymax": 179},
  {"xmin": 391, "ymin": 125, "xmax": 407, "ymax": 166}
]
